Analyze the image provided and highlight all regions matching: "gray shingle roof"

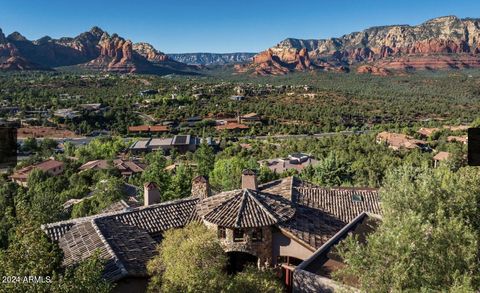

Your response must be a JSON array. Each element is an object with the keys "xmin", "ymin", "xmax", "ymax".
[
  {"xmin": 277, "ymin": 180, "xmax": 382, "ymax": 250},
  {"xmin": 43, "ymin": 176, "xmax": 382, "ymax": 282},
  {"xmin": 42, "ymin": 197, "xmax": 200, "ymax": 281},
  {"xmin": 197, "ymin": 189, "xmax": 295, "ymax": 228}
]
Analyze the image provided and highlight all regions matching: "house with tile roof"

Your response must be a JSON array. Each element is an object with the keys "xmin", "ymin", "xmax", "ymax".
[
  {"xmin": 376, "ymin": 131, "xmax": 429, "ymax": 151},
  {"xmin": 42, "ymin": 171, "xmax": 381, "ymax": 292},
  {"xmin": 259, "ymin": 153, "xmax": 319, "ymax": 174},
  {"xmin": 433, "ymin": 151, "xmax": 451, "ymax": 168},
  {"xmin": 10, "ymin": 159, "xmax": 64, "ymax": 187},
  {"xmin": 79, "ymin": 159, "xmax": 146, "ymax": 177}
]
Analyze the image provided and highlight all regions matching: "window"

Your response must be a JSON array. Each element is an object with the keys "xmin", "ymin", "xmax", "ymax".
[
  {"xmin": 233, "ymin": 229, "xmax": 244, "ymax": 242},
  {"xmin": 251, "ymin": 228, "xmax": 263, "ymax": 242},
  {"xmin": 218, "ymin": 227, "xmax": 226, "ymax": 239},
  {"xmin": 352, "ymin": 193, "xmax": 363, "ymax": 202}
]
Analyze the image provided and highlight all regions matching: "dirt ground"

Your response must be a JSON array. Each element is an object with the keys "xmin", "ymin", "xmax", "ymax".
[{"xmin": 17, "ymin": 127, "xmax": 79, "ymax": 139}]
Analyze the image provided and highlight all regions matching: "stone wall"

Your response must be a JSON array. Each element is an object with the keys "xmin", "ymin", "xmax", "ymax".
[{"xmin": 203, "ymin": 221, "xmax": 273, "ymax": 267}]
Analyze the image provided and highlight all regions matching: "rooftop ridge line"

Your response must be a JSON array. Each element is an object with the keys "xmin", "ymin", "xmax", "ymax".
[
  {"xmin": 247, "ymin": 189, "xmax": 280, "ymax": 224},
  {"xmin": 234, "ymin": 190, "xmax": 249, "ymax": 227},
  {"xmin": 91, "ymin": 218, "xmax": 128, "ymax": 279},
  {"xmin": 42, "ymin": 196, "xmax": 198, "ymax": 230}
]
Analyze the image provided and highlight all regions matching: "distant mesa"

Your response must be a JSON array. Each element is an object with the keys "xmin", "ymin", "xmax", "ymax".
[
  {"xmin": 167, "ymin": 52, "xmax": 256, "ymax": 66},
  {"xmin": 244, "ymin": 15, "xmax": 480, "ymax": 75},
  {"xmin": 3, "ymin": 15, "xmax": 480, "ymax": 75}
]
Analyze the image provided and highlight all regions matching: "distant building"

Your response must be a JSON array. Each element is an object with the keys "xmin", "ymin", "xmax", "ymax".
[
  {"xmin": 10, "ymin": 159, "xmax": 64, "ymax": 186},
  {"xmin": 447, "ymin": 135, "xmax": 468, "ymax": 144},
  {"xmin": 139, "ymin": 89, "xmax": 158, "ymax": 96},
  {"xmin": 417, "ymin": 127, "xmax": 440, "ymax": 138},
  {"xmin": 443, "ymin": 125, "xmax": 469, "ymax": 131},
  {"xmin": 79, "ymin": 159, "xmax": 146, "ymax": 177},
  {"xmin": 79, "ymin": 103, "xmax": 103, "ymax": 111},
  {"xmin": 54, "ymin": 108, "xmax": 80, "ymax": 119},
  {"xmin": 239, "ymin": 112, "xmax": 261, "ymax": 124},
  {"xmin": 259, "ymin": 153, "xmax": 319, "ymax": 173},
  {"xmin": 215, "ymin": 122, "xmax": 249, "ymax": 131},
  {"xmin": 433, "ymin": 151, "xmax": 450, "ymax": 168},
  {"xmin": 376, "ymin": 131, "xmax": 429, "ymax": 151},
  {"xmin": 229, "ymin": 95, "xmax": 245, "ymax": 101},
  {"xmin": 129, "ymin": 135, "xmax": 201, "ymax": 154},
  {"xmin": 128, "ymin": 125, "xmax": 169, "ymax": 134}
]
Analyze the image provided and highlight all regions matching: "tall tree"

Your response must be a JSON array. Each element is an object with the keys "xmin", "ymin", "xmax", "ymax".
[
  {"xmin": 209, "ymin": 156, "xmax": 258, "ymax": 191},
  {"xmin": 147, "ymin": 223, "xmax": 228, "ymax": 293},
  {"xmin": 336, "ymin": 166, "xmax": 480, "ymax": 292},
  {"xmin": 194, "ymin": 143, "xmax": 215, "ymax": 177}
]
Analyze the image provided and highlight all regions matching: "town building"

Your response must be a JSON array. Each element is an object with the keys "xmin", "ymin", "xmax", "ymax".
[
  {"xmin": 79, "ymin": 159, "xmax": 146, "ymax": 177},
  {"xmin": 215, "ymin": 122, "xmax": 250, "ymax": 131},
  {"xmin": 229, "ymin": 95, "xmax": 245, "ymax": 101},
  {"xmin": 376, "ymin": 131, "xmax": 429, "ymax": 151},
  {"xmin": 447, "ymin": 135, "xmax": 468, "ymax": 144},
  {"xmin": 259, "ymin": 153, "xmax": 319, "ymax": 174},
  {"xmin": 127, "ymin": 125, "xmax": 169, "ymax": 134},
  {"xmin": 417, "ymin": 127, "xmax": 440, "ymax": 138},
  {"xmin": 239, "ymin": 113, "xmax": 262, "ymax": 124},
  {"xmin": 42, "ymin": 171, "xmax": 381, "ymax": 292},
  {"xmin": 129, "ymin": 135, "xmax": 201, "ymax": 154},
  {"xmin": 53, "ymin": 108, "xmax": 80, "ymax": 119},
  {"xmin": 139, "ymin": 89, "xmax": 158, "ymax": 96},
  {"xmin": 433, "ymin": 151, "xmax": 451, "ymax": 168},
  {"xmin": 10, "ymin": 159, "xmax": 64, "ymax": 186}
]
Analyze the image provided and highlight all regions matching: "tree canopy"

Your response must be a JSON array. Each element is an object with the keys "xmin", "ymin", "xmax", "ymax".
[{"xmin": 336, "ymin": 166, "xmax": 480, "ymax": 292}]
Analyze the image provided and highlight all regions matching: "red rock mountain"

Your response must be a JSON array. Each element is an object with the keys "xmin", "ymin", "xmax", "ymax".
[
  {"xmin": 246, "ymin": 16, "xmax": 480, "ymax": 75},
  {"xmin": 0, "ymin": 29, "xmax": 45, "ymax": 70},
  {"xmin": 0, "ymin": 27, "xmax": 194, "ymax": 74}
]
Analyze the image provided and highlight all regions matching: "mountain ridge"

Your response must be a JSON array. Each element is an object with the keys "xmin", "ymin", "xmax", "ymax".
[
  {"xmin": 242, "ymin": 15, "xmax": 480, "ymax": 75},
  {"xmin": 0, "ymin": 26, "xmax": 195, "ymax": 74},
  {"xmin": 168, "ymin": 52, "xmax": 256, "ymax": 65}
]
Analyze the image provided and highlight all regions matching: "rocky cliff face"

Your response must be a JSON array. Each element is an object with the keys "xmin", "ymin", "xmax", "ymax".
[
  {"xmin": 167, "ymin": 52, "xmax": 255, "ymax": 65},
  {"xmin": 0, "ymin": 29, "xmax": 44, "ymax": 70},
  {"xmin": 247, "ymin": 16, "xmax": 480, "ymax": 74},
  {"xmin": 133, "ymin": 42, "xmax": 169, "ymax": 63},
  {"xmin": 0, "ymin": 27, "xmax": 192, "ymax": 74}
]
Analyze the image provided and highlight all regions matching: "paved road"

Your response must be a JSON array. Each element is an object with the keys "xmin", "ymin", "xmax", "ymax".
[{"xmin": 239, "ymin": 130, "xmax": 370, "ymax": 141}]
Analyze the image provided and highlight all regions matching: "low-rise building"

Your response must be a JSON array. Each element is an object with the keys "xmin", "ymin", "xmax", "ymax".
[
  {"xmin": 230, "ymin": 95, "xmax": 245, "ymax": 101},
  {"xmin": 433, "ymin": 151, "xmax": 450, "ymax": 168},
  {"xmin": 130, "ymin": 135, "xmax": 201, "ymax": 154},
  {"xmin": 215, "ymin": 122, "xmax": 249, "ymax": 131},
  {"xmin": 417, "ymin": 127, "xmax": 440, "ymax": 138},
  {"xmin": 259, "ymin": 153, "xmax": 319, "ymax": 174},
  {"xmin": 128, "ymin": 125, "xmax": 169, "ymax": 134},
  {"xmin": 447, "ymin": 135, "xmax": 468, "ymax": 144},
  {"xmin": 54, "ymin": 108, "xmax": 80, "ymax": 119},
  {"xmin": 239, "ymin": 113, "xmax": 261, "ymax": 124},
  {"xmin": 79, "ymin": 159, "xmax": 146, "ymax": 177},
  {"xmin": 376, "ymin": 131, "xmax": 428, "ymax": 151},
  {"xmin": 10, "ymin": 159, "xmax": 64, "ymax": 186}
]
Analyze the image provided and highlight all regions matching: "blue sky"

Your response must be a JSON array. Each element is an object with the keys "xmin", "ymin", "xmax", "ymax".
[{"xmin": 1, "ymin": 0, "xmax": 479, "ymax": 53}]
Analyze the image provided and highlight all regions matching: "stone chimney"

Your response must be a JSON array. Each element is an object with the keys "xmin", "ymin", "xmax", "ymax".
[
  {"xmin": 144, "ymin": 182, "xmax": 161, "ymax": 207},
  {"xmin": 241, "ymin": 169, "xmax": 257, "ymax": 190},
  {"xmin": 191, "ymin": 176, "xmax": 211, "ymax": 199}
]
